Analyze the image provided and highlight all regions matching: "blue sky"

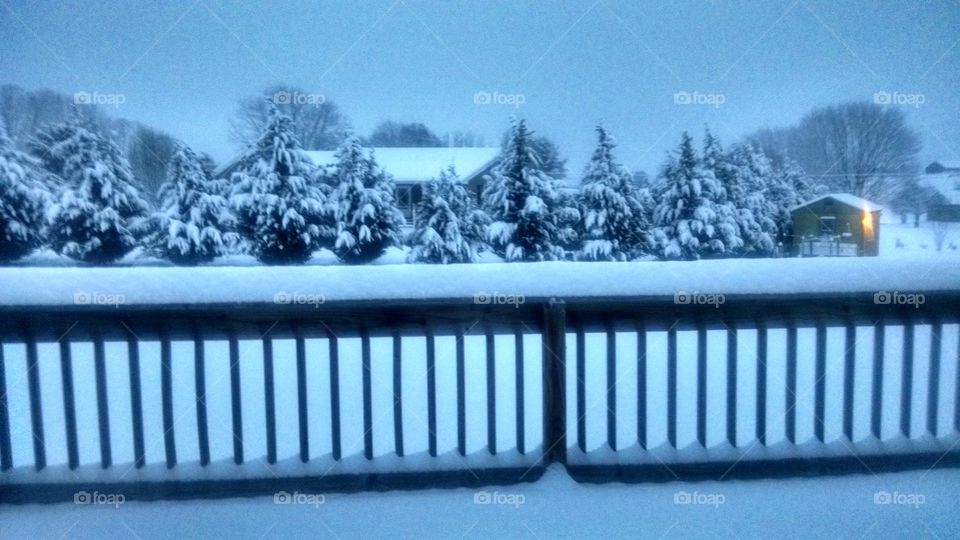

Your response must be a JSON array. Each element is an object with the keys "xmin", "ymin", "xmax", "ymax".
[{"xmin": 1, "ymin": 0, "xmax": 957, "ymax": 177}]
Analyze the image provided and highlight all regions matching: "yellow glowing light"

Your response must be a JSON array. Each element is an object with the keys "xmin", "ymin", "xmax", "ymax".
[{"xmin": 862, "ymin": 206, "xmax": 874, "ymax": 233}]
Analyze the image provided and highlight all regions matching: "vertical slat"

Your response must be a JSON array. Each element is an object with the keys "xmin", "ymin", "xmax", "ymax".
[
  {"xmin": 127, "ymin": 337, "xmax": 145, "ymax": 469},
  {"xmin": 425, "ymin": 329, "xmax": 437, "ymax": 457},
  {"xmin": 60, "ymin": 339, "xmax": 79, "ymax": 469},
  {"xmin": 262, "ymin": 336, "xmax": 276, "ymax": 464},
  {"xmin": 93, "ymin": 333, "xmax": 112, "ymax": 468},
  {"xmin": 756, "ymin": 323, "xmax": 767, "ymax": 446},
  {"xmin": 785, "ymin": 326, "xmax": 797, "ymax": 444},
  {"xmin": 955, "ymin": 325, "xmax": 960, "ymax": 434},
  {"xmin": 393, "ymin": 330, "xmax": 404, "ymax": 457},
  {"xmin": 814, "ymin": 322, "xmax": 827, "ymax": 442},
  {"xmin": 160, "ymin": 331, "xmax": 176, "ymax": 468},
  {"xmin": 456, "ymin": 329, "xmax": 466, "ymax": 457},
  {"xmin": 667, "ymin": 325, "xmax": 677, "ymax": 448},
  {"xmin": 843, "ymin": 321, "xmax": 856, "ymax": 441},
  {"xmin": 228, "ymin": 334, "xmax": 244, "ymax": 464},
  {"xmin": 576, "ymin": 319, "xmax": 586, "ymax": 453},
  {"xmin": 327, "ymin": 331, "xmax": 341, "ymax": 461},
  {"xmin": 696, "ymin": 323, "xmax": 707, "ymax": 448},
  {"xmin": 485, "ymin": 331, "xmax": 496, "ymax": 455},
  {"xmin": 900, "ymin": 321, "xmax": 914, "ymax": 438},
  {"xmin": 606, "ymin": 321, "xmax": 617, "ymax": 451},
  {"xmin": 543, "ymin": 301, "xmax": 566, "ymax": 463},
  {"xmin": 514, "ymin": 325, "xmax": 525, "ymax": 455},
  {"xmin": 927, "ymin": 320, "xmax": 942, "ymax": 437},
  {"xmin": 194, "ymin": 332, "xmax": 209, "ymax": 467},
  {"xmin": 871, "ymin": 322, "xmax": 885, "ymax": 440},
  {"xmin": 296, "ymin": 328, "xmax": 309, "ymax": 463},
  {"xmin": 25, "ymin": 334, "xmax": 45, "ymax": 470},
  {"xmin": 361, "ymin": 329, "xmax": 373, "ymax": 460},
  {"xmin": 725, "ymin": 322, "xmax": 737, "ymax": 447},
  {"xmin": 0, "ymin": 340, "xmax": 11, "ymax": 470},
  {"xmin": 636, "ymin": 320, "xmax": 646, "ymax": 450}
]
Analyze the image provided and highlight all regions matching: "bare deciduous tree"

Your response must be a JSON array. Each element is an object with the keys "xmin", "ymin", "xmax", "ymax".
[
  {"xmin": 229, "ymin": 84, "xmax": 350, "ymax": 151},
  {"xmin": 749, "ymin": 101, "xmax": 922, "ymax": 202}
]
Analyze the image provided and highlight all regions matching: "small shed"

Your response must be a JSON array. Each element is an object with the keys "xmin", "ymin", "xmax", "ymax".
[{"xmin": 790, "ymin": 193, "xmax": 882, "ymax": 257}]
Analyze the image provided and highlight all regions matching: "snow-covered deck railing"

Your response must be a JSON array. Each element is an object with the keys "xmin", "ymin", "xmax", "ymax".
[{"xmin": 1, "ymin": 259, "xmax": 959, "ymax": 503}]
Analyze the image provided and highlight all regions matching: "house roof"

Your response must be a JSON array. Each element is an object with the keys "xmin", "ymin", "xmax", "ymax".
[
  {"xmin": 928, "ymin": 160, "xmax": 960, "ymax": 171},
  {"xmin": 305, "ymin": 147, "xmax": 500, "ymax": 185},
  {"xmin": 921, "ymin": 173, "xmax": 960, "ymax": 205},
  {"xmin": 790, "ymin": 193, "xmax": 883, "ymax": 213}
]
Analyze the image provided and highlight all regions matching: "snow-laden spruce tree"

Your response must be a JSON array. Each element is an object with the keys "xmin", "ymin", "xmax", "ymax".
[
  {"xmin": 766, "ymin": 158, "xmax": 815, "ymax": 243},
  {"xmin": 45, "ymin": 123, "xmax": 151, "ymax": 264},
  {"xmin": 0, "ymin": 120, "xmax": 50, "ymax": 262},
  {"xmin": 577, "ymin": 125, "xmax": 652, "ymax": 261},
  {"xmin": 230, "ymin": 104, "xmax": 334, "ymax": 264},
  {"xmin": 483, "ymin": 119, "xmax": 569, "ymax": 262},
  {"xmin": 407, "ymin": 165, "xmax": 488, "ymax": 263},
  {"xmin": 328, "ymin": 136, "xmax": 404, "ymax": 263},
  {"xmin": 702, "ymin": 129, "xmax": 775, "ymax": 256},
  {"xmin": 724, "ymin": 144, "xmax": 777, "ymax": 256},
  {"xmin": 142, "ymin": 143, "xmax": 236, "ymax": 265},
  {"xmin": 653, "ymin": 132, "xmax": 741, "ymax": 260}
]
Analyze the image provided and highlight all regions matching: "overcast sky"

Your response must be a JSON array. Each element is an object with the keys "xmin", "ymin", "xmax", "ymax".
[{"xmin": 1, "ymin": 0, "xmax": 957, "ymax": 177}]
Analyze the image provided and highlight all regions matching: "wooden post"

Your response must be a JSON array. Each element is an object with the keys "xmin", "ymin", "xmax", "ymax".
[{"xmin": 543, "ymin": 300, "xmax": 566, "ymax": 464}]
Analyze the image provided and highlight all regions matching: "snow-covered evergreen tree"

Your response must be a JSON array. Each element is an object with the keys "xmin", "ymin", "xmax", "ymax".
[
  {"xmin": 229, "ymin": 105, "xmax": 333, "ymax": 264},
  {"xmin": 724, "ymin": 144, "xmax": 777, "ymax": 256},
  {"xmin": 327, "ymin": 136, "xmax": 404, "ymax": 263},
  {"xmin": 767, "ymin": 158, "xmax": 815, "ymax": 244},
  {"xmin": 576, "ymin": 125, "xmax": 652, "ymax": 261},
  {"xmin": 653, "ymin": 132, "xmax": 741, "ymax": 260},
  {"xmin": 483, "ymin": 119, "xmax": 569, "ymax": 262},
  {"xmin": 0, "ymin": 120, "xmax": 50, "ymax": 262},
  {"xmin": 45, "ymin": 123, "xmax": 151, "ymax": 264},
  {"xmin": 407, "ymin": 166, "xmax": 488, "ymax": 263},
  {"xmin": 142, "ymin": 143, "xmax": 235, "ymax": 265}
]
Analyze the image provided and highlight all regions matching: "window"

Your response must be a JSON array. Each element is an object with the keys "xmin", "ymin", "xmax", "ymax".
[{"xmin": 819, "ymin": 216, "xmax": 836, "ymax": 235}]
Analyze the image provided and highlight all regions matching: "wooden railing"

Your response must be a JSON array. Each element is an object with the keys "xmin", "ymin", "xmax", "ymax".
[{"xmin": 1, "ymin": 290, "xmax": 959, "ymax": 502}]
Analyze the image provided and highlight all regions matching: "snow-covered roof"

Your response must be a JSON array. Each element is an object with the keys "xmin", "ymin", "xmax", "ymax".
[
  {"xmin": 306, "ymin": 147, "xmax": 500, "ymax": 184},
  {"xmin": 791, "ymin": 193, "xmax": 882, "ymax": 213},
  {"xmin": 921, "ymin": 174, "xmax": 960, "ymax": 205},
  {"xmin": 929, "ymin": 160, "xmax": 960, "ymax": 170}
]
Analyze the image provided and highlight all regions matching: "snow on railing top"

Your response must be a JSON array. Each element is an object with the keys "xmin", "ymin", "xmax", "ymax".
[{"xmin": 0, "ymin": 258, "xmax": 957, "ymax": 308}]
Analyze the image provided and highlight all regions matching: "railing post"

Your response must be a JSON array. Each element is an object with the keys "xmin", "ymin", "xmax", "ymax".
[{"xmin": 542, "ymin": 299, "xmax": 566, "ymax": 464}]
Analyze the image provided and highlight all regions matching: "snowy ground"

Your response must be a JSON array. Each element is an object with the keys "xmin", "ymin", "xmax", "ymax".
[{"xmin": 2, "ymin": 465, "xmax": 959, "ymax": 539}]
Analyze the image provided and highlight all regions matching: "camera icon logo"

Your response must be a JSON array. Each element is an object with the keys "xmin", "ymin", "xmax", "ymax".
[
  {"xmin": 273, "ymin": 291, "xmax": 291, "ymax": 304},
  {"xmin": 473, "ymin": 91, "xmax": 491, "ymax": 105},
  {"xmin": 74, "ymin": 490, "xmax": 91, "ymax": 504},
  {"xmin": 873, "ymin": 91, "xmax": 891, "ymax": 105},
  {"xmin": 73, "ymin": 91, "xmax": 92, "ymax": 105},
  {"xmin": 474, "ymin": 491, "xmax": 491, "ymax": 504},
  {"xmin": 873, "ymin": 291, "xmax": 891, "ymax": 305},
  {"xmin": 673, "ymin": 91, "xmax": 691, "ymax": 105},
  {"xmin": 273, "ymin": 91, "xmax": 291, "ymax": 105},
  {"xmin": 673, "ymin": 490, "xmax": 692, "ymax": 504},
  {"xmin": 873, "ymin": 491, "xmax": 891, "ymax": 504},
  {"xmin": 274, "ymin": 491, "xmax": 291, "ymax": 504},
  {"xmin": 74, "ymin": 291, "xmax": 91, "ymax": 305},
  {"xmin": 473, "ymin": 292, "xmax": 491, "ymax": 304},
  {"xmin": 674, "ymin": 291, "xmax": 691, "ymax": 304}
]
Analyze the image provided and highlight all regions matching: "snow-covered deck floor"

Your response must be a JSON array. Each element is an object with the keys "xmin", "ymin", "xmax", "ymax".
[{"xmin": 3, "ymin": 466, "xmax": 958, "ymax": 539}]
